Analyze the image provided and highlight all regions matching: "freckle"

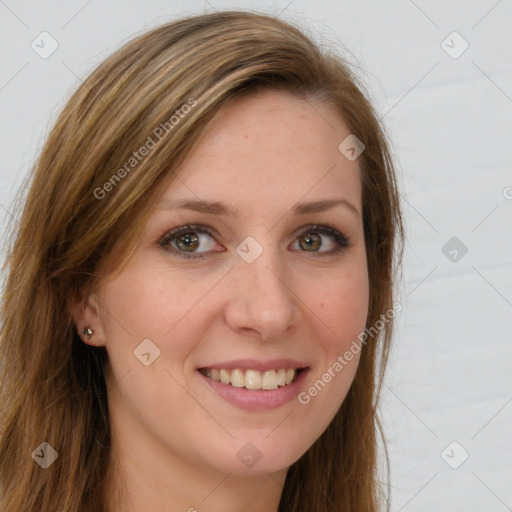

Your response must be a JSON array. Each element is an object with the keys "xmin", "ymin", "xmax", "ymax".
[{"xmin": 244, "ymin": 134, "xmax": 249, "ymax": 139}]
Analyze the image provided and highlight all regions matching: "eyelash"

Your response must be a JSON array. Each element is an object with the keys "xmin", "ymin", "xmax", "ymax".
[{"xmin": 157, "ymin": 223, "xmax": 351, "ymax": 260}]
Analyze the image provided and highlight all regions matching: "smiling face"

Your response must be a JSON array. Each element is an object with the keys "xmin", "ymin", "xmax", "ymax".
[{"xmin": 74, "ymin": 89, "xmax": 369, "ymax": 487}]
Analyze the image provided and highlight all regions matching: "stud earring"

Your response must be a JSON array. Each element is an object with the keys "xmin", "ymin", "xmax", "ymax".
[{"xmin": 81, "ymin": 327, "xmax": 94, "ymax": 340}]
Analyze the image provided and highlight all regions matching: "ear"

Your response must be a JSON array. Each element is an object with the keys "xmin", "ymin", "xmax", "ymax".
[{"xmin": 68, "ymin": 290, "xmax": 107, "ymax": 347}]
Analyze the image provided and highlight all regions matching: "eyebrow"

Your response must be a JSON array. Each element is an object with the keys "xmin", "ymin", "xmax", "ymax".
[{"xmin": 157, "ymin": 197, "xmax": 361, "ymax": 219}]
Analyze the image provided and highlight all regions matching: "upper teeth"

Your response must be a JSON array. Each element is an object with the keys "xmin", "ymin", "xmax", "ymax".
[{"xmin": 200, "ymin": 368, "xmax": 298, "ymax": 390}]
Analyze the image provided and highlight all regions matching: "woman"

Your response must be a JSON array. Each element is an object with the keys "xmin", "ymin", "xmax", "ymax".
[{"xmin": 0, "ymin": 10, "xmax": 403, "ymax": 512}]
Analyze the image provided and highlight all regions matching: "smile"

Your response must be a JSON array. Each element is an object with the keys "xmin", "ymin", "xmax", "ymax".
[{"xmin": 198, "ymin": 367, "xmax": 304, "ymax": 391}]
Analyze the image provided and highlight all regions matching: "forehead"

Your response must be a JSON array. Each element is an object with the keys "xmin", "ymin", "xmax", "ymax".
[{"xmin": 161, "ymin": 90, "xmax": 362, "ymax": 219}]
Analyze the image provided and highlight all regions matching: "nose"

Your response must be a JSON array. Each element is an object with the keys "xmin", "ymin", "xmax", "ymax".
[{"xmin": 224, "ymin": 245, "xmax": 302, "ymax": 342}]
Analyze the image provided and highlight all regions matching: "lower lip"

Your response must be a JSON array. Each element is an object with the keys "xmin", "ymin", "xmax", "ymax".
[{"xmin": 198, "ymin": 369, "xmax": 309, "ymax": 410}]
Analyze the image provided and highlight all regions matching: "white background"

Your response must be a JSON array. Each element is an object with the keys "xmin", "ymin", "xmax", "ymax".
[{"xmin": 1, "ymin": 1, "xmax": 511, "ymax": 510}]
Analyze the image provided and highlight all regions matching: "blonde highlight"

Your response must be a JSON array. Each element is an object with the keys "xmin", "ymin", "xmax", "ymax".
[{"xmin": 0, "ymin": 11, "xmax": 403, "ymax": 511}]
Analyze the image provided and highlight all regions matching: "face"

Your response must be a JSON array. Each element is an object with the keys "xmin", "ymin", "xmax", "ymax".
[{"xmin": 74, "ymin": 90, "xmax": 369, "ymax": 479}]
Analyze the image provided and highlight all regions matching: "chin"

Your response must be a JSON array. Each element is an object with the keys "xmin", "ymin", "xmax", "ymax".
[{"xmin": 202, "ymin": 431, "xmax": 309, "ymax": 476}]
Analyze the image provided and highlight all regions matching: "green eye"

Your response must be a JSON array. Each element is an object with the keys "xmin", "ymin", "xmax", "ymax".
[
  {"xmin": 158, "ymin": 223, "xmax": 351, "ymax": 260},
  {"xmin": 293, "ymin": 225, "xmax": 350, "ymax": 257},
  {"xmin": 158, "ymin": 224, "xmax": 218, "ymax": 259}
]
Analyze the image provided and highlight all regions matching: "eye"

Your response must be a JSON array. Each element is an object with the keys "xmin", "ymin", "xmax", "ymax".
[
  {"xmin": 158, "ymin": 223, "xmax": 351, "ymax": 260},
  {"xmin": 291, "ymin": 224, "xmax": 351, "ymax": 257},
  {"xmin": 158, "ymin": 224, "xmax": 222, "ymax": 259}
]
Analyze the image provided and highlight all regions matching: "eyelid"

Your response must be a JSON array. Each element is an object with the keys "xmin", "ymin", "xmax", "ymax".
[
  {"xmin": 158, "ymin": 224, "xmax": 217, "ymax": 247},
  {"xmin": 157, "ymin": 223, "xmax": 351, "ymax": 259},
  {"xmin": 157, "ymin": 224, "xmax": 221, "ymax": 259},
  {"xmin": 292, "ymin": 224, "xmax": 351, "ymax": 257}
]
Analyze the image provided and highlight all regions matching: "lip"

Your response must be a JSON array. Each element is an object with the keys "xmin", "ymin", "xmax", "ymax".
[
  {"xmin": 196, "ymin": 358, "xmax": 308, "ymax": 372},
  {"xmin": 198, "ymin": 367, "xmax": 310, "ymax": 411}
]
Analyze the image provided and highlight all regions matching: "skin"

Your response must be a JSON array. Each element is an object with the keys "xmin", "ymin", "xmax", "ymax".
[{"xmin": 71, "ymin": 89, "xmax": 369, "ymax": 512}]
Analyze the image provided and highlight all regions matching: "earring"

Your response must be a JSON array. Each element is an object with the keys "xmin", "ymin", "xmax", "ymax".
[{"xmin": 81, "ymin": 327, "xmax": 94, "ymax": 340}]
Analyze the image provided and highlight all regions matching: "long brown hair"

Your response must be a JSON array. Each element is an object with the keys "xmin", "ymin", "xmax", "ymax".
[{"xmin": 0, "ymin": 11, "xmax": 403, "ymax": 511}]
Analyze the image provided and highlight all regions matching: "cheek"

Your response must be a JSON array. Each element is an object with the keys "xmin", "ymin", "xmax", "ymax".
[
  {"xmin": 293, "ymin": 267, "xmax": 368, "ymax": 454},
  {"xmin": 100, "ymin": 273, "xmax": 161, "ymax": 336},
  {"xmin": 101, "ymin": 263, "xmax": 199, "ymax": 336},
  {"xmin": 314, "ymin": 261, "xmax": 369, "ymax": 347},
  {"xmin": 301, "ymin": 260, "xmax": 368, "ymax": 404},
  {"xmin": 97, "ymin": 261, "xmax": 227, "ymax": 397},
  {"xmin": 98, "ymin": 267, "xmax": 201, "ymax": 412}
]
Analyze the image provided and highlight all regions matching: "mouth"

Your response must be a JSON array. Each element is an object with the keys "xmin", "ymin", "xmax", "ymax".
[{"xmin": 198, "ymin": 367, "xmax": 306, "ymax": 391}]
